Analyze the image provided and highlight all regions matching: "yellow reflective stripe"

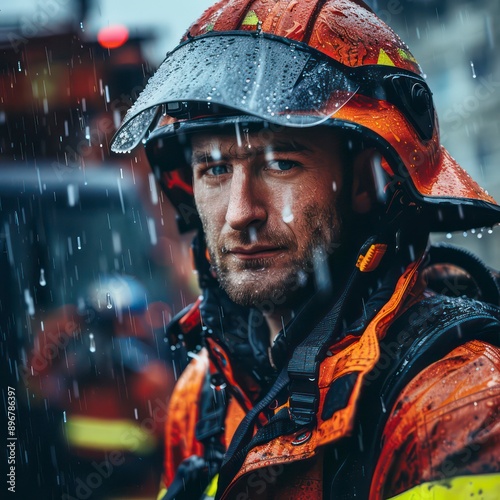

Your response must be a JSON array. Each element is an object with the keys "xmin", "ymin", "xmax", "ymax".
[
  {"xmin": 157, "ymin": 474, "xmax": 218, "ymax": 500},
  {"xmin": 203, "ymin": 473, "xmax": 219, "ymax": 498},
  {"xmin": 64, "ymin": 416, "xmax": 157, "ymax": 454},
  {"xmin": 388, "ymin": 473, "xmax": 500, "ymax": 499},
  {"xmin": 156, "ymin": 486, "xmax": 168, "ymax": 500}
]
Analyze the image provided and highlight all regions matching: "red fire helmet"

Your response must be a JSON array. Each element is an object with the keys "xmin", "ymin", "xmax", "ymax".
[{"xmin": 111, "ymin": 0, "xmax": 499, "ymax": 233}]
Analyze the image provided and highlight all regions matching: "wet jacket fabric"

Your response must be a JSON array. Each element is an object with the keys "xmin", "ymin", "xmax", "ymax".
[{"xmin": 159, "ymin": 261, "xmax": 500, "ymax": 499}]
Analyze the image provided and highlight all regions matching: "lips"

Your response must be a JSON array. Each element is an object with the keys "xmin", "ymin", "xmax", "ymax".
[{"xmin": 228, "ymin": 245, "xmax": 286, "ymax": 260}]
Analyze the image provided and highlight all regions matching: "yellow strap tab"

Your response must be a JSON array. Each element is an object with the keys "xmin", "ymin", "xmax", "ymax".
[
  {"xmin": 356, "ymin": 243, "xmax": 388, "ymax": 272},
  {"xmin": 388, "ymin": 473, "xmax": 500, "ymax": 499}
]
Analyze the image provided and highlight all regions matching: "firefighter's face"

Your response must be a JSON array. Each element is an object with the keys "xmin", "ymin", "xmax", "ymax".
[{"xmin": 191, "ymin": 127, "xmax": 344, "ymax": 308}]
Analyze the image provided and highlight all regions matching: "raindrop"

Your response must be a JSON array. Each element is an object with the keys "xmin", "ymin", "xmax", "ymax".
[
  {"xmin": 147, "ymin": 217, "xmax": 158, "ymax": 245},
  {"xmin": 463, "ymin": 231, "xmax": 468, "ymax": 238},
  {"xmin": 106, "ymin": 293, "xmax": 113, "ymax": 309},
  {"xmin": 313, "ymin": 247, "xmax": 331, "ymax": 292},
  {"xmin": 80, "ymin": 21, "xmax": 85, "ymax": 31},
  {"xmin": 67, "ymin": 184, "xmax": 78, "ymax": 207},
  {"xmin": 332, "ymin": 181, "xmax": 337, "ymax": 192},
  {"xmin": 297, "ymin": 270, "xmax": 308, "ymax": 287},
  {"xmin": 248, "ymin": 226, "xmax": 258, "ymax": 243},
  {"xmin": 112, "ymin": 231, "xmax": 122, "ymax": 254},
  {"xmin": 77, "ymin": 236, "xmax": 82, "ymax": 250},
  {"xmin": 470, "ymin": 61, "xmax": 477, "ymax": 79},
  {"xmin": 17, "ymin": 61, "xmax": 21, "ymax": 72},
  {"xmin": 235, "ymin": 123, "xmax": 242, "ymax": 147},
  {"xmin": 380, "ymin": 397, "xmax": 386, "ymax": 413},
  {"xmin": 148, "ymin": 172, "xmax": 159, "ymax": 205},
  {"xmin": 89, "ymin": 333, "xmax": 96, "ymax": 353},
  {"xmin": 39, "ymin": 268, "xmax": 47, "ymax": 287},
  {"xmin": 24, "ymin": 289, "xmax": 35, "ymax": 316},
  {"xmin": 63, "ymin": 411, "xmax": 67, "ymax": 423},
  {"xmin": 134, "ymin": 408, "xmax": 139, "ymax": 420},
  {"xmin": 446, "ymin": 233, "xmax": 452, "ymax": 239},
  {"xmin": 477, "ymin": 233, "xmax": 483, "ymax": 239},
  {"xmin": 488, "ymin": 229, "xmax": 493, "ymax": 234}
]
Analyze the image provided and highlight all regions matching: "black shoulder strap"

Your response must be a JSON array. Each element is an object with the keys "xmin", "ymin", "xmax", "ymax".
[{"xmin": 326, "ymin": 295, "xmax": 500, "ymax": 498}]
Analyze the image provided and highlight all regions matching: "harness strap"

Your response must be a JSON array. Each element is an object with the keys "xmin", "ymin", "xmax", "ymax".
[{"xmin": 216, "ymin": 365, "xmax": 291, "ymax": 496}]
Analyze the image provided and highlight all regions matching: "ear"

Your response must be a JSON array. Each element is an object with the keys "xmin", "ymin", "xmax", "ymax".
[{"xmin": 351, "ymin": 149, "xmax": 378, "ymax": 214}]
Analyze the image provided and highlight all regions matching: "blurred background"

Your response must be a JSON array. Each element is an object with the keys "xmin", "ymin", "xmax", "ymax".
[{"xmin": 0, "ymin": 1, "xmax": 499, "ymax": 499}]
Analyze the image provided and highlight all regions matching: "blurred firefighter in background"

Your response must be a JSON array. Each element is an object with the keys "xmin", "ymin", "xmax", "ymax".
[{"xmin": 1, "ymin": 2, "xmax": 196, "ymax": 498}]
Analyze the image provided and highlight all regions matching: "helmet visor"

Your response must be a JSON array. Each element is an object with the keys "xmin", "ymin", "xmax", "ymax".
[{"xmin": 111, "ymin": 32, "xmax": 362, "ymax": 153}]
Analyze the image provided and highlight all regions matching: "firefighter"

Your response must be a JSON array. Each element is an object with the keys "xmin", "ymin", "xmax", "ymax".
[{"xmin": 111, "ymin": 0, "xmax": 500, "ymax": 498}]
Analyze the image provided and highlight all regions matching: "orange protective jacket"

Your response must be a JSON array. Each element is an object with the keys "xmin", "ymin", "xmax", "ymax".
[{"xmin": 160, "ymin": 262, "xmax": 500, "ymax": 499}]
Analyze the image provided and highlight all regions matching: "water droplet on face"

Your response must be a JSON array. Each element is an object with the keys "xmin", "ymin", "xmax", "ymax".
[{"xmin": 282, "ymin": 205, "xmax": 294, "ymax": 223}]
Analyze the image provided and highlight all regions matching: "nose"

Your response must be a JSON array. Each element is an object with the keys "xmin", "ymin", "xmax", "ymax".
[{"xmin": 225, "ymin": 168, "xmax": 267, "ymax": 231}]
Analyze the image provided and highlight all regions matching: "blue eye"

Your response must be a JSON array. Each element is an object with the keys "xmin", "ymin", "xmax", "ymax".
[
  {"xmin": 207, "ymin": 165, "xmax": 230, "ymax": 176},
  {"xmin": 267, "ymin": 160, "xmax": 297, "ymax": 171}
]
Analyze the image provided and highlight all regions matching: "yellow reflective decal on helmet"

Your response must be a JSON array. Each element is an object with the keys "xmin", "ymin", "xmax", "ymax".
[
  {"xmin": 242, "ymin": 10, "xmax": 259, "ymax": 27},
  {"xmin": 398, "ymin": 48, "xmax": 418, "ymax": 63},
  {"xmin": 377, "ymin": 48, "xmax": 396, "ymax": 67},
  {"xmin": 388, "ymin": 473, "xmax": 500, "ymax": 499}
]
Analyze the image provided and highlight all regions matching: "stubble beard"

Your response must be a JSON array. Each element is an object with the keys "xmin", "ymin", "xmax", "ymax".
[{"xmin": 200, "ymin": 203, "xmax": 342, "ymax": 308}]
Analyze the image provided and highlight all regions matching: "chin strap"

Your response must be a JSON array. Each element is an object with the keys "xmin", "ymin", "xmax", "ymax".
[{"xmin": 287, "ymin": 236, "xmax": 388, "ymax": 427}]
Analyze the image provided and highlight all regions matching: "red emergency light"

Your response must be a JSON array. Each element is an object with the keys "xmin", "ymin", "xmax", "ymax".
[{"xmin": 97, "ymin": 25, "xmax": 129, "ymax": 49}]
